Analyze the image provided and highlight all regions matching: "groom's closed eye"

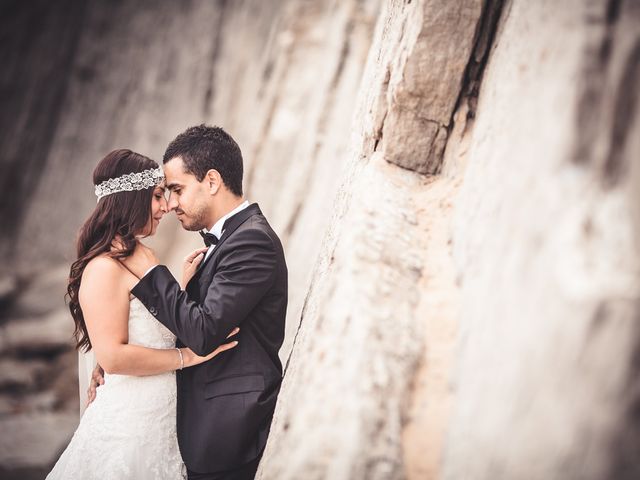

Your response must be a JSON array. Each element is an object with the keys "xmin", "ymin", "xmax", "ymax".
[{"xmin": 167, "ymin": 184, "xmax": 183, "ymax": 195}]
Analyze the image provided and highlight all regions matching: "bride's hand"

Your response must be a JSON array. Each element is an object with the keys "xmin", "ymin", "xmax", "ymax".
[
  {"xmin": 181, "ymin": 247, "xmax": 209, "ymax": 289},
  {"xmin": 180, "ymin": 327, "xmax": 240, "ymax": 368}
]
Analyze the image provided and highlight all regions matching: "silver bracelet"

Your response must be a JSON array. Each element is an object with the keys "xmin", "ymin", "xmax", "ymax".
[{"xmin": 175, "ymin": 347, "xmax": 184, "ymax": 370}]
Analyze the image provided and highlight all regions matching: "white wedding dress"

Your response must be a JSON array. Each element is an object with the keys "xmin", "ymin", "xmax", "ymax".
[{"xmin": 47, "ymin": 297, "xmax": 186, "ymax": 480}]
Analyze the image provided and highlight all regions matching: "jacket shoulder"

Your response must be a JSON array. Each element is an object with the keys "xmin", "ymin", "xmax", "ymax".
[{"xmin": 224, "ymin": 216, "xmax": 275, "ymax": 248}]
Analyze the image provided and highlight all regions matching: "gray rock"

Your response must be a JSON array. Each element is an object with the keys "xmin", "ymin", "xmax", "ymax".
[
  {"xmin": 3, "ymin": 0, "xmax": 639, "ymax": 479},
  {"xmin": 0, "ymin": 412, "xmax": 77, "ymax": 470},
  {"xmin": 0, "ymin": 275, "xmax": 18, "ymax": 304},
  {"xmin": 10, "ymin": 266, "xmax": 68, "ymax": 318},
  {"xmin": 382, "ymin": 0, "xmax": 483, "ymax": 174},
  {"xmin": 260, "ymin": 0, "xmax": 640, "ymax": 479},
  {"xmin": 0, "ymin": 309, "xmax": 73, "ymax": 355},
  {"xmin": 0, "ymin": 396, "xmax": 17, "ymax": 416},
  {"xmin": 444, "ymin": 1, "xmax": 640, "ymax": 479},
  {"xmin": 0, "ymin": 359, "xmax": 48, "ymax": 391}
]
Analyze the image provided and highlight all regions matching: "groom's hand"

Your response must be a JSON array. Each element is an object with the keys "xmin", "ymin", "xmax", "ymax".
[
  {"xmin": 121, "ymin": 242, "xmax": 159, "ymax": 279},
  {"xmin": 87, "ymin": 364, "xmax": 105, "ymax": 406}
]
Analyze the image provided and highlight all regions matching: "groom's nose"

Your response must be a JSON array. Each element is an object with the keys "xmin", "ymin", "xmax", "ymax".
[{"xmin": 167, "ymin": 193, "xmax": 179, "ymax": 211}]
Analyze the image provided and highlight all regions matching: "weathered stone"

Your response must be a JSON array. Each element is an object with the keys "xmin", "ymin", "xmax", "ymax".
[
  {"xmin": 443, "ymin": 0, "xmax": 640, "ymax": 479},
  {"xmin": 0, "ymin": 396, "xmax": 18, "ymax": 416},
  {"xmin": 10, "ymin": 266, "xmax": 68, "ymax": 318},
  {"xmin": 11, "ymin": 0, "xmax": 224, "ymax": 274},
  {"xmin": 0, "ymin": 275, "xmax": 18, "ymax": 304},
  {"xmin": 259, "ymin": 153, "xmax": 428, "ymax": 480},
  {"xmin": 0, "ymin": 359, "xmax": 48, "ymax": 392},
  {"xmin": 381, "ymin": 0, "xmax": 483, "ymax": 174},
  {"xmin": 0, "ymin": 0, "xmax": 87, "ymax": 268},
  {"xmin": 0, "ymin": 412, "xmax": 78, "ymax": 469},
  {"xmin": 201, "ymin": 0, "xmax": 382, "ymax": 360},
  {"xmin": 0, "ymin": 309, "xmax": 73, "ymax": 355},
  {"xmin": 256, "ymin": 1, "xmax": 473, "ymax": 476},
  {"xmin": 0, "ymin": 275, "xmax": 19, "ymax": 321},
  {"xmin": 3, "ymin": 0, "xmax": 640, "ymax": 479},
  {"xmin": 261, "ymin": 0, "xmax": 640, "ymax": 479}
]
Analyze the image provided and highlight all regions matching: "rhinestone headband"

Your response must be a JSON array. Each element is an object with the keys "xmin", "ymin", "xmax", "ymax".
[{"xmin": 94, "ymin": 167, "xmax": 164, "ymax": 201}]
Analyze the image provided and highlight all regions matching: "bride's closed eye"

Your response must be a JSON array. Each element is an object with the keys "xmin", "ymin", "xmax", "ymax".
[{"xmin": 153, "ymin": 187, "xmax": 167, "ymax": 200}]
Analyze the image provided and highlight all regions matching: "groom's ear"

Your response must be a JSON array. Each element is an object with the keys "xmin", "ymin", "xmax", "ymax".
[{"xmin": 205, "ymin": 169, "xmax": 223, "ymax": 195}]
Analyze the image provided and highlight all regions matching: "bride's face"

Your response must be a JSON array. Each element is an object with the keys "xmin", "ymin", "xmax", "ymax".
[{"xmin": 141, "ymin": 184, "xmax": 168, "ymax": 236}]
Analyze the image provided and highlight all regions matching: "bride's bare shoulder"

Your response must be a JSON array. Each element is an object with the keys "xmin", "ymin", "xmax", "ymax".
[
  {"xmin": 80, "ymin": 255, "xmax": 126, "ymax": 294},
  {"xmin": 79, "ymin": 256, "xmax": 129, "ymax": 320},
  {"xmin": 84, "ymin": 254, "xmax": 121, "ymax": 273}
]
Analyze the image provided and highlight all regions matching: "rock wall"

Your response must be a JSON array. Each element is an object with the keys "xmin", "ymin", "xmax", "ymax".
[
  {"xmin": 445, "ymin": 1, "xmax": 640, "ymax": 478},
  {"xmin": 199, "ymin": 0, "xmax": 381, "ymax": 358},
  {"xmin": 259, "ymin": 0, "xmax": 488, "ymax": 477},
  {"xmin": 0, "ymin": 0, "xmax": 87, "ymax": 265},
  {"xmin": 1, "ymin": 0, "xmax": 639, "ymax": 479},
  {"xmin": 259, "ymin": 0, "xmax": 640, "ymax": 479}
]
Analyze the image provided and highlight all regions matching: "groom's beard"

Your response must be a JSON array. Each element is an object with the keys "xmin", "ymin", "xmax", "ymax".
[{"xmin": 174, "ymin": 208, "xmax": 208, "ymax": 231}]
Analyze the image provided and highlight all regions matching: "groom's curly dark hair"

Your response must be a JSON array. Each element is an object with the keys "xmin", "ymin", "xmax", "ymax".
[{"xmin": 163, "ymin": 124, "xmax": 244, "ymax": 196}]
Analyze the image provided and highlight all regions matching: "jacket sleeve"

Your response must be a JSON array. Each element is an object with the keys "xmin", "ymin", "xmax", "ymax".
[{"xmin": 131, "ymin": 227, "xmax": 277, "ymax": 355}]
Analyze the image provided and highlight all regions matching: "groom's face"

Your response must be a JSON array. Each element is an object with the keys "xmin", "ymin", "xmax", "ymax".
[{"xmin": 164, "ymin": 157, "xmax": 212, "ymax": 231}]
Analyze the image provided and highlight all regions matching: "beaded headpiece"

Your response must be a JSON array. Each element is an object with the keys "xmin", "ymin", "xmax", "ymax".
[{"xmin": 94, "ymin": 167, "xmax": 164, "ymax": 201}]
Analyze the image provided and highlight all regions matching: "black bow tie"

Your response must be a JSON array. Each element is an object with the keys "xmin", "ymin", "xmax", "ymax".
[{"xmin": 199, "ymin": 231, "xmax": 220, "ymax": 247}]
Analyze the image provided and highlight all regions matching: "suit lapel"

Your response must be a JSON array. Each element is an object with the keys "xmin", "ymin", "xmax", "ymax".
[{"xmin": 195, "ymin": 203, "xmax": 262, "ymax": 275}]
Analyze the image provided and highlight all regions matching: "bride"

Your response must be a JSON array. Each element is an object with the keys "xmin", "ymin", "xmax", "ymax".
[{"xmin": 47, "ymin": 149, "xmax": 238, "ymax": 479}]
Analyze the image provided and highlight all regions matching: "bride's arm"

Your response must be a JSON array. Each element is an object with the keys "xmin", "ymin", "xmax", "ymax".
[{"xmin": 80, "ymin": 257, "xmax": 237, "ymax": 376}]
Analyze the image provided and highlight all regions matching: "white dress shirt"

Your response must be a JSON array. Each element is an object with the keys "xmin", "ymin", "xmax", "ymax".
[{"xmin": 202, "ymin": 200, "xmax": 250, "ymax": 262}]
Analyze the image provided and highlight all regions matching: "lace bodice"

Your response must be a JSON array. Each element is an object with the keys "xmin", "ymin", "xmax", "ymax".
[
  {"xmin": 127, "ymin": 297, "xmax": 176, "ymax": 348},
  {"xmin": 47, "ymin": 298, "xmax": 185, "ymax": 479}
]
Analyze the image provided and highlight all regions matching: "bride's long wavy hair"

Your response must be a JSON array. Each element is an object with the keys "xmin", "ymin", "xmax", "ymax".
[{"xmin": 67, "ymin": 149, "xmax": 159, "ymax": 352}]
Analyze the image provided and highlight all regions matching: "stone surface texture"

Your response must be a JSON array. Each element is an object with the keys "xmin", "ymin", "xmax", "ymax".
[{"xmin": 1, "ymin": 0, "xmax": 639, "ymax": 479}]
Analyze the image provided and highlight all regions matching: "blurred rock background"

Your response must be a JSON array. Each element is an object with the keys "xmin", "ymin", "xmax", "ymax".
[
  {"xmin": 1, "ymin": 0, "xmax": 638, "ymax": 479},
  {"xmin": 0, "ymin": 0, "xmax": 378, "ymax": 478}
]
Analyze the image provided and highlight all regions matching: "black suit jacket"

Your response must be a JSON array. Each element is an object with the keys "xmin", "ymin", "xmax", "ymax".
[{"xmin": 132, "ymin": 203, "xmax": 287, "ymax": 473}]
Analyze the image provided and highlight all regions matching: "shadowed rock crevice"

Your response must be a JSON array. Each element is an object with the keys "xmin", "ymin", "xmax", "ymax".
[
  {"xmin": 201, "ymin": 0, "xmax": 228, "ymax": 118},
  {"xmin": 243, "ymin": 6, "xmax": 295, "ymax": 197},
  {"xmin": 607, "ymin": 302, "xmax": 640, "ymax": 480},
  {"xmin": 0, "ymin": 0, "xmax": 88, "ymax": 268},
  {"xmin": 604, "ymin": 38, "xmax": 640, "ymax": 185},
  {"xmin": 572, "ymin": 0, "xmax": 639, "ymax": 187},
  {"xmin": 380, "ymin": 0, "xmax": 497, "ymax": 175},
  {"xmin": 280, "ymin": 14, "xmax": 355, "ymax": 240},
  {"xmin": 449, "ymin": 0, "xmax": 507, "ymax": 132}
]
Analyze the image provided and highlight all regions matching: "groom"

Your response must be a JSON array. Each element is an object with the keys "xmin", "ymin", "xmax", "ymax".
[{"xmin": 122, "ymin": 125, "xmax": 287, "ymax": 479}]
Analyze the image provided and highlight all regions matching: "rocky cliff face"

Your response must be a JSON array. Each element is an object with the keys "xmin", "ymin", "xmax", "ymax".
[
  {"xmin": 445, "ymin": 1, "xmax": 640, "ymax": 478},
  {"xmin": 259, "ymin": 0, "xmax": 640, "ymax": 479},
  {"xmin": 1, "ymin": 0, "xmax": 638, "ymax": 479}
]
